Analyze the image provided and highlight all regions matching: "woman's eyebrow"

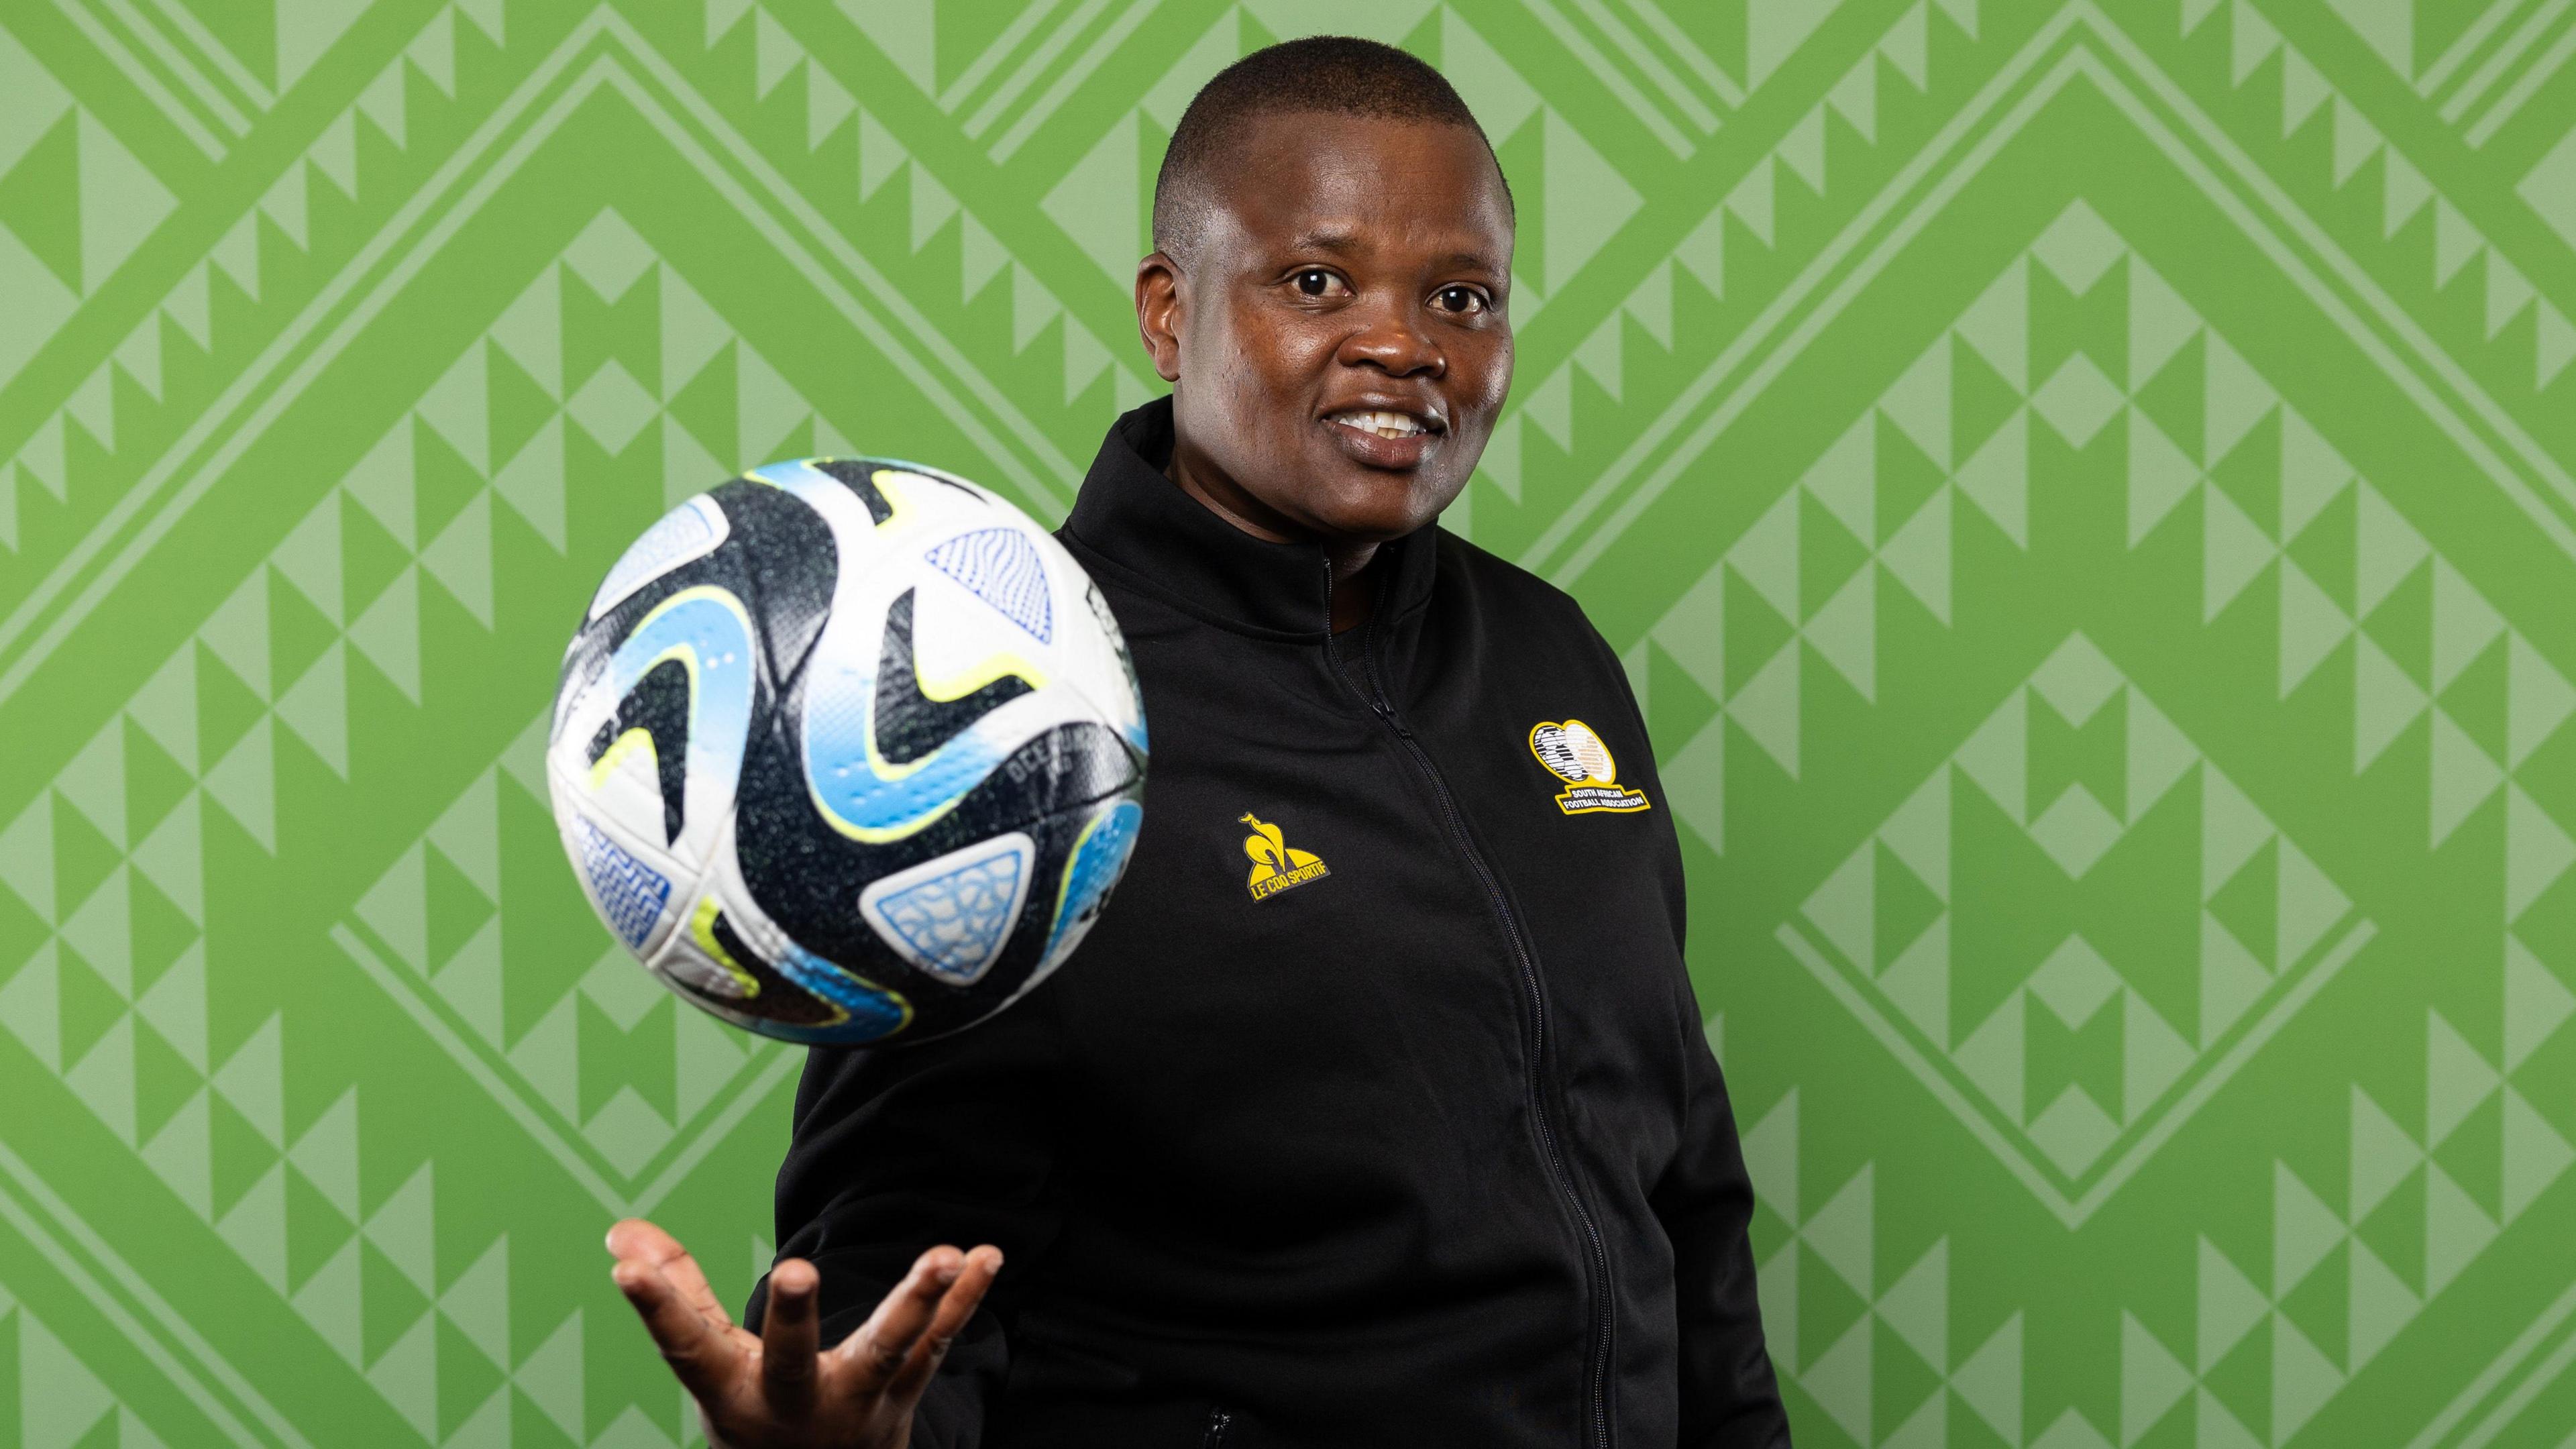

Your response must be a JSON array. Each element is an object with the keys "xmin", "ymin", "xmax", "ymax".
[
  {"xmin": 1279, "ymin": 233, "xmax": 1503, "ymax": 272},
  {"xmin": 1283, "ymin": 230, "xmax": 1363, "ymax": 255}
]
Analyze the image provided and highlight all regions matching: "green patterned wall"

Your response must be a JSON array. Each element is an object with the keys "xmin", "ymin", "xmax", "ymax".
[{"xmin": 2, "ymin": 0, "xmax": 2575, "ymax": 1444}]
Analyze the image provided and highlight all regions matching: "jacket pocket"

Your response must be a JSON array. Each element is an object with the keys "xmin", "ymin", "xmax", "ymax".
[{"xmin": 1201, "ymin": 1405, "xmax": 1232, "ymax": 1448}]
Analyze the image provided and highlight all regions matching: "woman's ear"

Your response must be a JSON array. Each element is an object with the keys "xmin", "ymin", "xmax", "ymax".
[{"xmin": 1134, "ymin": 251, "xmax": 1184, "ymax": 384}]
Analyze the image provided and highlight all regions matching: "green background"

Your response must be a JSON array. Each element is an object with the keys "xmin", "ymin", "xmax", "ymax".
[{"xmin": 3, "ymin": 0, "xmax": 2575, "ymax": 1444}]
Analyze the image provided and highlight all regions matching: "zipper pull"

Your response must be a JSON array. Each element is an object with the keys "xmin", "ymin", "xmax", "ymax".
[
  {"xmin": 1356, "ymin": 610, "xmax": 1411, "ymax": 735},
  {"xmin": 1371, "ymin": 692, "xmax": 1413, "ymax": 737}
]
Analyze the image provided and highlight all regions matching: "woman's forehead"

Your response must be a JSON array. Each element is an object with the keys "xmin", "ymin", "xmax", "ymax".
[{"xmin": 1205, "ymin": 115, "xmax": 1513, "ymax": 260}]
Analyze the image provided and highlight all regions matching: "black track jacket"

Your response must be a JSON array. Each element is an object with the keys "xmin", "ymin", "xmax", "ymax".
[{"xmin": 747, "ymin": 399, "xmax": 1788, "ymax": 1448}]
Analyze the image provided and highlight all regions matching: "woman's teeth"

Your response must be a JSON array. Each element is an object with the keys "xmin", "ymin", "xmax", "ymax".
[{"xmin": 1331, "ymin": 411, "xmax": 1427, "ymax": 439}]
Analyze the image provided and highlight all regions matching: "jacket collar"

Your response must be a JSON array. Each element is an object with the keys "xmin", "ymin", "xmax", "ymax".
[{"xmin": 1061, "ymin": 396, "xmax": 1437, "ymax": 641}]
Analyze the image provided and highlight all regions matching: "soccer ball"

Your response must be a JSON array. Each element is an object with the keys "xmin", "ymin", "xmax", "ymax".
[{"xmin": 546, "ymin": 458, "xmax": 1147, "ymax": 1045}]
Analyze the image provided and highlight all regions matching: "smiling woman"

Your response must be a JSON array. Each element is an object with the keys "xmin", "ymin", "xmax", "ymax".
[
  {"xmin": 1133, "ymin": 58, "xmax": 1517, "ymax": 633},
  {"xmin": 606, "ymin": 33, "xmax": 1787, "ymax": 1449}
]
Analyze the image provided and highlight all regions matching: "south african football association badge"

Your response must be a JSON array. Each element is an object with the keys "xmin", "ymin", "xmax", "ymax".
[
  {"xmin": 1239, "ymin": 813, "xmax": 1329, "ymax": 900},
  {"xmin": 1528, "ymin": 720, "xmax": 1652, "ymax": 814}
]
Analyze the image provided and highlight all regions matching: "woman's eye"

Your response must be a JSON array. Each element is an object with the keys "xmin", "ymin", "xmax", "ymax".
[{"xmin": 1435, "ymin": 286, "xmax": 1487, "ymax": 314}]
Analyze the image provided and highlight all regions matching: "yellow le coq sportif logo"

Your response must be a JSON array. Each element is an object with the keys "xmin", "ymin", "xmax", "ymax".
[
  {"xmin": 1240, "ymin": 813, "xmax": 1330, "ymax": 900},
  {"xmin": 1529, "ymin": 720, "xmax": 1652, "ymax": 815}
]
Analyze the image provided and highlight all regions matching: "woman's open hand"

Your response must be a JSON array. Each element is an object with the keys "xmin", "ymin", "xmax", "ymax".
[{"xmin": 606, "ymin": 1218, "xmax": 1002, "ymax": 1449}]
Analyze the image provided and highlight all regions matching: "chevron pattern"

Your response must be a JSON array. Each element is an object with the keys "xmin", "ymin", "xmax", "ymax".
[{"xmin": 2, "ymin": 1, "xmax": 2575, "ymax": 1444}]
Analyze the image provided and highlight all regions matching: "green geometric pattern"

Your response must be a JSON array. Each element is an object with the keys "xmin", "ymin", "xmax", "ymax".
[{"xmin": 3, "ymin": 1, "xmax": 2575, "ymax": 1444}]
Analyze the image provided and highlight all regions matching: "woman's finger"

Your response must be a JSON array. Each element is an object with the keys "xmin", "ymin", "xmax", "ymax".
[
  {"xmin": 608, "ymin": 1219, "xmax": 734, "ymax": 1330},
  {"xmin": 884, "ymin": 1245, "xmax": 1003, "ymax": 1401},
  {"xmin": 758, "ymin": 1258, "xmax": 822, "ymax": 1415},
  {"xmin": 612, "ymin": 1258, "xmax": 741, "ymax": 1403},
  {"xmin": 838, "ymin": 1248, "xmax": 963, "ymax": 1392}
]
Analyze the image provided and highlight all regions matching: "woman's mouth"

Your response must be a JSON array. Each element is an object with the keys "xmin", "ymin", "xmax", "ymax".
[
  {"xmin": 1320, "ymin": 408, "xmax": 1444, "ymax": 470},
  {"xmin": 1326, "ymin": 409, "xmax": 1433, "ymax": 440}
]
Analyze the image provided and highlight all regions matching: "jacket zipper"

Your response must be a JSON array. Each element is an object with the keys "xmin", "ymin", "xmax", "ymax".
[{"xmin": 1322, "ymin": 565, "xmax": 1616, "ymax": 1449}]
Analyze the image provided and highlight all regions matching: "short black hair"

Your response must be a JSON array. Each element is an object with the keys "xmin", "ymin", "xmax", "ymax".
[{"xmin": 1150, "ymin": 36, "xmax": 1505, "ymax": 264}]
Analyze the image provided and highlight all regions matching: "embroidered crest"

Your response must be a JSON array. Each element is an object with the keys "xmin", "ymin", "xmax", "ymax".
[{"xmin": 1529, "ymin": 720, "xmax": 1652, "ymax": 814}]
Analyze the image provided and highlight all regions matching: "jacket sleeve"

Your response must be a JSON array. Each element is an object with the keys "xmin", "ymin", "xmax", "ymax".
[
  {"xmin": 1653, "ymin": 991, "xmax": 1794, "ymax": 1447},
  {"xmin": 743, "ymin": 981, "xmax": 1067, "ymax": 1447},
  {"xmin": 1579, "ymin": 617, "xmax": 1792, "ymax": 1446}
]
